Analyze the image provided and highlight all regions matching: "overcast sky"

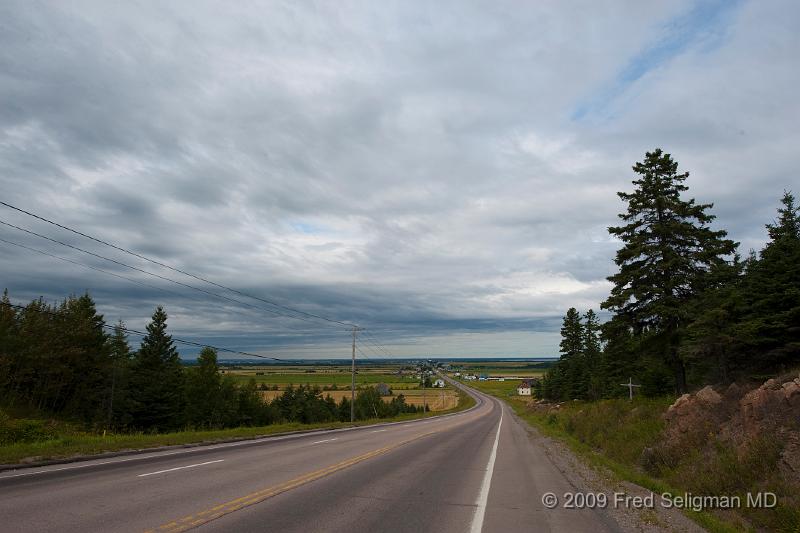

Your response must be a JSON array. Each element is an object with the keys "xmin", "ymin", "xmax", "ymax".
[{"xmin": 1, "ymin": 1, "xmax": 797, "ymax": 360}]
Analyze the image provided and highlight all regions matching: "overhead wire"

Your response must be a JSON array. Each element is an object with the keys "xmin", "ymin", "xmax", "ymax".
[
  {"xmin": 0, "ymin": 201, "xmax": 358, "ymax": 328},
  {"xmin": 0, "ymin": 202, "xmax": 409, "ymax": 364},
  {"xmin": 0, "ymin": 218, "xmax": 351, "ymax": 332},
  {"xmin": 363, "ymin": 337, "xmax": 391, "ymax": 357},
  {"xmin": 5, "ymin": 302, "xmax": 293, "ymax": 362},
  {"xmin": 0, "ymin": 235, "xmax": 348, "ymax": 336},
  {"xmin": 361, "ymin": 329, "xmax": 394, "ymax": 357}
]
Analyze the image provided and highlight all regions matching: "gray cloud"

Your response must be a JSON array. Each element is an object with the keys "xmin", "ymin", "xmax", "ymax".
[{"xmin": 1, "ymin": 0, "xmax": 797, "ymax": 359}]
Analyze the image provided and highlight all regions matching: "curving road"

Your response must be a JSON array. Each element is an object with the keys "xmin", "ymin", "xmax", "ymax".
[{"xmin": 0, "ymin": 382, "xmax": 621, "ymax": 532}]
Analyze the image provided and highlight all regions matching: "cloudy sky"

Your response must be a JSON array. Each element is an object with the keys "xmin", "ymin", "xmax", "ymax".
[{"xmin": 1, "ymin": 1, "xmax": 797, "ymax": 360}]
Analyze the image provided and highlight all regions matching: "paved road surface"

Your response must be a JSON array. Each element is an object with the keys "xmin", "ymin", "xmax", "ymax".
[{"xmin": 0, "ymin": 382, "xmax": 621, "ymax": 532}]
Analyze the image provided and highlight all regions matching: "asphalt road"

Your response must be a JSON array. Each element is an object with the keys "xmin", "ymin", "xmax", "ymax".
[{"xmin": 0, "ymin": 382, "xmax": 621, "ymax": 533}]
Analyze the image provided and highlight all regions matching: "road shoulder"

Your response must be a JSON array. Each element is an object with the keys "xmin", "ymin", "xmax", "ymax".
[{"xmin": 507, "ymin": 407, "xmax": 705, "ymax": 533}]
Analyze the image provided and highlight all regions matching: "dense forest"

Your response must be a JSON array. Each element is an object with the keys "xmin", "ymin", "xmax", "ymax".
[
  {"xmin": 0, "ymin": 301, "xmax": 422, "ymax": 431},
  {"xmin": 539, "ymin": 149, "xmax": 799, "ymax": 400}
]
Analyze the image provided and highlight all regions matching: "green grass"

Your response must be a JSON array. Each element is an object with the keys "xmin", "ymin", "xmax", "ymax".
[
  {"xmin": 0, "ymin": 388, "xmax": 475, "ymax": 466},
  {"xmin": 461, "ymin": 378, "xmax": 524, "ymax": 397}
]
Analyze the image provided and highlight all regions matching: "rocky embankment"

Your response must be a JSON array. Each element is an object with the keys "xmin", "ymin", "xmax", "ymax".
[{"xmin": 662, "ymin": 373, "xmax": 800, "ymax": 485}]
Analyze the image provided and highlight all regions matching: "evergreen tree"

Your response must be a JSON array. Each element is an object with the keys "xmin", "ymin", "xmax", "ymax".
[
  {"xmin": 601, "ymin": 149, "xmax": 736, "ymax": 393},
  {"xmin": 735, "ymin": 191, "xmax": 800, "ymax": 370},
  {"xmin": 64, "ymin": 294, "xmax": 111, "ymax": 426},
  {"xmin": 129, "ymin": 306, "xmax": 185, "ymax": 431},
  {"xmin": 0, "ymin": 290, "xmax": 18, "ymax": 397},
  {"xmin": 683, "ymin": 256, "xmax": 746, "ymax": 383},
  {"xmin": 559, "ymin": 307, "xmax": 585, "ymax": 399},
  {"xmin": 583, "ymin": 309, "xmax": 603, "ymax": 400},
  {"xmin": 184, "ymin": 347, "xmax": 223, "ymax": 428},
  {"xmin": 598, "ymin": 317, "xmax": 635, "ymax": 397},
  {"xmin": 337, "ymin": 396, "xmax": 351, "ymax": 422},
  {"xmin": 236, "ymin": 378, "xmax": 264, "ymax": 425},
  {"xmin": 107, "ymin": 320, "xmax": 133, "ymax": 428}
]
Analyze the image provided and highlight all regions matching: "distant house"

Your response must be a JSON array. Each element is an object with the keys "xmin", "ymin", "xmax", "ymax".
[
  {"xmin": 478, "ymin": 374, "xmax": 488, "ymax": 381},
  {"xmin": 464, "ymin": 374, "xmax": 477, "ymax": 381},
  {"xmin": 517, "ymin": 379, "xmax": 535, "ymax": 396},
  {"xmin": 433, "ymin": 378, "xmax": 445, "ymax": 388},
  {"xmin": 375, "ymin": 383, "xmax": 391, "ymax": 396}
]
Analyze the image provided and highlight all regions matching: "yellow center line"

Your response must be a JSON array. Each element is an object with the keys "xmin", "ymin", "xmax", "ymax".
[{"xmin": 144, "ymin": 426, "xmax": 451, "ymax": 533}]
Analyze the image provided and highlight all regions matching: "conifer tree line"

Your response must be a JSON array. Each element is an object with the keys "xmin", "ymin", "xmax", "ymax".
[
  {"xmin": 0, "ymin": 299, "xmax": 422, "ymax": 431},
  {"xmin": 540, "ymin": 149, "xmax": 799, "ymax": 400}
]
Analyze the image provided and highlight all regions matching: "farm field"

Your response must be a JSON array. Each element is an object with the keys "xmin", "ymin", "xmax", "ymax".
[
  {"xmin": 221, "ymin": 362, "xmax": 458, "ymax": 411},
  {"xmin": 222, "ymin": 364, "xmax": 422, "ymax": 389},
  {"xmin": 257, "ymin": 388, "xmax": 459, "ymax": 411},
  {"xmin": 449, "ymin": 360, "xmax": 550, "ymax": 378},
  {"xmin": 456, "ymin": 377, "xmax": 529, "ymax": 399}
]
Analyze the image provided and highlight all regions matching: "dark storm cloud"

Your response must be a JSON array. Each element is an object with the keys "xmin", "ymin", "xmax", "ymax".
[{"xmin": 1, "ymin": 1, "xmax": 797, "ymax": 358}]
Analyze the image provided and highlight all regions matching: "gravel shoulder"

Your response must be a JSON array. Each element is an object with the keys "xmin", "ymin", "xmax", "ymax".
[{"xmin": 508, "ymin": 408, "xmax": 706, "ymax": 533}]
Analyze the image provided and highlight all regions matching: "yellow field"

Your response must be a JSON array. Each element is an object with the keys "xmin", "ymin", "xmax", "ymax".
[{"xmin": 258, "ymin": 389, "xmax": 459, "ymax": 411}]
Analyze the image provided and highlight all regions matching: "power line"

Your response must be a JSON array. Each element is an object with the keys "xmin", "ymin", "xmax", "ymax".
[
  {"xmin": 0, "ymin": 202, "xmax": 407, "ymax": 365},
  {"xmin": 0, "ymin": 236, "xmax": 203, "ymax": 304},
  {"xmin": 360, "ymin": 331, "xmax": 388, "ymax": 354},
  {"xmin": 5, "ymin": 302, "xmax": 293, "ymax": 362},
  {"xmin": 0, "ymin": 201, "xmax": 358, "ymax": 328},
  {"xmin": 361, "ymin": 329, "xmax": 394, "ymax": 357},
  {"xmin": 0, "ymin": 235, "xmax": 347, "ymax": 336},
  {"xmin": 0, "ymin": 218, "xmax": 350, "ymax": 331},
  {"xmin": 359, "ymin": 337, "xmax": 393, "ymax": 360}
]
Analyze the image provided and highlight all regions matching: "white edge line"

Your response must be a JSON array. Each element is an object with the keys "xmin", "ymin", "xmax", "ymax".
[
  {"xmin": 137, "ymin": 459, "xmax": 224, "ymax": 478},
  {"xmin": 310, "ymin": 438, "xmax": 338, "ymax": 444},
  {"xmin": 370, "ymin": 429, "xmax": 387, "ymax": 433},
  {"xmin": 470, "ymin": 403, "xmax": 503, "ymax": 533}
]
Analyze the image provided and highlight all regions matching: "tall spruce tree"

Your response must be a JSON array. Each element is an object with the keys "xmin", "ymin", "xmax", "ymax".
[
  {"xmin": 735, "ymin": 192, "xmax": 800, "ymax": 370},
  {"xmin": 0, "ymin": 290, "xmax": 18, "ymax": 397},
  {"xmin": 683, "ymin": 255, "xmax": 746, "ymax": 383},
  {"xmin": 107, "ymin": 320, "xmax": 133, "ymax": 428},
  {"xmin": 185, "ymin": 347, "xmax": 230, "ymax": 429},
  {"xmin": 583, "ymin": 309, "xmax": 602, "ymax": 400},
  {"xmin": 129, "ymin": 306, "xmax": 185, "ymax": 431},
  {"xmin": 559, "ymin": 307, "xmax": 585, "ymax": 399},
  {"xmin": 602, "ymin": 149, "xmax": 736, "ymax": 393},
  {"xmin": 56, "ymin": 294, "xmax": 110, "ymax": 424}
]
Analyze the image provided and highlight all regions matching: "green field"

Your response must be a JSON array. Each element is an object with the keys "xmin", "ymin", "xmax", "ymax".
[
  {"xmin": 459, "ymin": 378, "xmax": 524, "ymax": 397},
  {"xmin": 449, "ymin": 360, "xmax": 549, "ymax": 378},
  {"xmin": 224, "ymin": 371, "xmax": 423, "ymax": 390}
]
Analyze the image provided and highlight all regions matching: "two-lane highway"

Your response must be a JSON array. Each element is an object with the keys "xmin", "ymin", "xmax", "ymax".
[{"xmin": 0, "ymin": 383, "xmax": 621, "ymax": 532}]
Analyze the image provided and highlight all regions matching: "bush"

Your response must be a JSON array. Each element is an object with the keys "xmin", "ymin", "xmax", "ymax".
[{"xmin": 0, "ymin": 409, "xmax": 63, "ymax": 445}]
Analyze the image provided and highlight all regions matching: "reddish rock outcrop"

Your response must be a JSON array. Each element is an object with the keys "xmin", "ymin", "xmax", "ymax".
[
  {"xmin": 739, "ymin": 374, "xmax": 800, "ymax": 437},
  {"xmin": 660, "ymin": 373, "xmax": 800, "ymax": 485}
]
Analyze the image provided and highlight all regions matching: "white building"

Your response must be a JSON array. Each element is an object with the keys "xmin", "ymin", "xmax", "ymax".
[
  {"xmin": 517, "ymin": 379, "xmax": 535, "ymax": 396},
  {"xmin": 433, "ymin": 378, "xmax": 445, "ymax": 388}
]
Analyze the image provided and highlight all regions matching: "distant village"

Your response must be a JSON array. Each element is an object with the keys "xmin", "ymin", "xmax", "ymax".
[{"xmin": 452, "ymin": 371, "xmax": 540, "ymax": 396}]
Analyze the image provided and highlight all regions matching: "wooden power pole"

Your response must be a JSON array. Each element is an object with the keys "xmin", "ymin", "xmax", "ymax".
[{"xmin": 350, "ymin": 326, "xmax": 361, "ymax": 423}]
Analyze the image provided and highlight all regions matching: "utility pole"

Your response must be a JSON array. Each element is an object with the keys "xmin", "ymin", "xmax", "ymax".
[
  {"xmin": 350, "ymin": 326, "xmax": 362, "ymax": 423},
  {"xmin": 422, "ymin": 362, "xmax": 427, "ymax": 414}
]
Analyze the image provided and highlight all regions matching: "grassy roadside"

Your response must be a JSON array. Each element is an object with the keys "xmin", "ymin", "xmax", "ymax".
[
  {"xmin": 461, "ymin": 379, "xmax": 744, "ymax": 533},
  {"xmin": 0, "ymin": 389, "xmax": 476, "ymax": 466}
]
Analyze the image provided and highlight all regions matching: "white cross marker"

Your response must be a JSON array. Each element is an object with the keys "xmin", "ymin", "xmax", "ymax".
[{"xmin": 621, "ymin": 377, "xmax": 641, "ymax": 400}]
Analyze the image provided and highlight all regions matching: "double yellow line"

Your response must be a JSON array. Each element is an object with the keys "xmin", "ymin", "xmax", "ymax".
[{"xmin": 146, "ymin": 428, "xmax": 440, "ymax": 532}]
